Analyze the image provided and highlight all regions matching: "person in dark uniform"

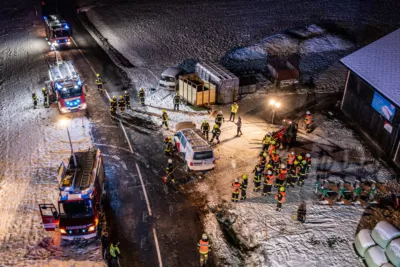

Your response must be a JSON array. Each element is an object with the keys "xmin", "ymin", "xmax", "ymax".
[
  {"xmin": 124, "ymin": 90, "xmax": 131, "ymax": 109},
  {"xmin": 32, "ymin": 92, "xmax": 38, "ymax": 109}
]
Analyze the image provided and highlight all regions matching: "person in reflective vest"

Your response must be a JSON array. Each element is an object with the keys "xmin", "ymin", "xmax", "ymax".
[
  {"xmin": 263, "ymin": 132, "xmax": 272, "ymax": 151},
  {"xmin": 164, "ymin": 141, "xmax": 173, "ymax": 156},
  {"xmin": 289, "ymin": 160, "xmax": 300, "ymax": 187},
  {"xmin": 268, "ymin": 140, "xmax": 277, "ymax": 155},
  {"xmin": 240, "ymin": 174, "xmax": 248, "ymax": 200},
  {"xmin": 229, "ymin": 102, "xmax": 239, "ymax": 122},
  {"xmin": 166, "ymin": 159, "xmax": 175, "ymax": 183},
  {"xmin": 173, "ymin": 92, "xmax": 181, "ymax": 111},
  {"xmin": 304, "ymin": 111, "xmax": 313, "ymax": 133},
  {"xmin": 95, "ymin": 73, "xmax": 103, "ymax": 91},
  {"xmin": 275, "ymin": 186, "xmax": 286, "ymax": 211},
  {"xmin": 305, "ymin": 153, "xmax": 311, "ymax": 176},
  {"xmin": 161, "ymin": 109, "xmax": 169, "ymax": 130},
  {"xmin": 32, "ymin": 92, "xmax": 38, "ymax": 109},
  {"xmin": 42, "ymin": 87, "xmax": 49, "ymax": 107},
  {"xmin": 110, "ymin": 96, "xmax": 117, "ymax": 118},
  {"xmin": 138, "ymin": 87, "xmax": 145, "ymax": 105},
  {"xmin": 270, "ymin": 150, "xmax": 281, "ymax": 173},
  {"xmin": 298, "ymin": 160, "xmax": 307, "ymax": 186},
  {"xmin": 215, "ymin": 111, "xmax": 225, "ymax": 127},
  {"xmin": 287, "ymin": 152, "xmax": 296, "ymax": 171},
  {"xmin": 118, "ymin": 95, "xmax": 126, "ymax": 114},
  {"xmin": 198, "ymin": 233, "xmax": 211, "ymax": 266},
  {"xmin": 231, "ymin": 178, "xmax": 241, "ymax": 202},
  {"xmin": 109, "ymin": 242, "xmax": 120, "ymax": 261},
  {"xmin": 276, "ymin": 164, "xmax": 287, "ymax": 187},
  {"xmin": 124, "ymin": 90, "xmax": 131, "ymax": 109},
  {"xmin": 253, "ymin": 168, "xmax": 262, "ymax": 192},
  {"xmin": 210, "ymin": 124, "xmax": 221, "ymax": 144},
  {"xmin": 201, "ymin": 120, "xmax": 210, "ymax": 140},
  {"xmin": 263, "ymin": 170, "xmax": 275, "ymax": 196}
]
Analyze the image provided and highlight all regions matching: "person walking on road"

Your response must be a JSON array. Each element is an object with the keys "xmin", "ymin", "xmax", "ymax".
[
  {"xmin": 95, "ymin": 73, "xmax": 103, "ymax": 92},
  {"xmin": 305, "ymin": 153, "xmax": 312, "ymax": 177},
  {"xmin": 276, "ymin": 164, "xmax": 287, "ymax": 187},
  {"xmin": 231, "ymin": 178, "xmax": 241, "ymax": 202},
  {"xmin": 138, "ymin": 87, "xmax": 145, "ymax": 106},
  {"xmin": 275, "ymin": 186, "xmax": 286, "ymax": 211},
  {"xmin": 173, "ymin": 92, "xmax": 181, "ymax": 111},
  {"xmin": 287, "ymin": 152, "xmax": 296, "ymax": 171},
  {"xmin": 109, "ymin": 242, "xmax": 121, "ymax": 267},
  {"xmin": 42, "ymin": 87, "xmax": 49, "ymax": 107},
  {"xmin": 298, "ymin": 160, "xmax": 307, "ymax": 186},
  {"xmin": 229, "ymin": 102, "xmax": 239, "ymax": 122},
  {"xmin": 215, "ymin": 111, "xmax": 224, "ymax": 127},
  {"xmin": 165, "ymin": 159, "xmax": 175, "ymax": 183},
  {"xmin": 304, "ymin": 111, "xmax": 313, "ymax": 133},
  {"xmin": 210, "ymin": 124, "xmax": 221, "ymax": 144},
  {"xmin": 198, "ymin": 233, "xmax": 211, "ymax": 267},
  {"xmin": 240, "ymin": 174, "xmax": 248, "ymax": 200},
  {"xmin": 236, "ymin": 116, "xmax": 243, "ymax": 136},
  {"xmin": 263, "ymin": 170, "xmax": 275, "ymax": 196},
  {"xmin": 161, "ymin": 109, "xmax": 169, "ymax": 130},
  {"xmin": 201, "ymin": 120, "xmax": 210, "ymax": 140},
  {"xmin": 263, "ymin": 132, "xmax": 272, "ymax": 151},
  {"xmin": 124, "ymin": 90, "xmax": 131, "ymax": 109},
  {"xmin": 118, "ymin": 95, "xmax": 126, "ymax": 114},
  {"xmin": 32, "ymin": 92, "xmax": 38, "ymax": 109}
]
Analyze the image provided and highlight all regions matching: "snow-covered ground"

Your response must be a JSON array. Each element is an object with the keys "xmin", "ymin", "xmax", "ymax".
[{"xmin": 0, "ymin": 2, "xmax": 103, "ymax": 266}]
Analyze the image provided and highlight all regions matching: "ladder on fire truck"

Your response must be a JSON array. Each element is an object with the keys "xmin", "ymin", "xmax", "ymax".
[{"xmin": 69, "ymin": 148, "xmax": 96, "ymax": 191}]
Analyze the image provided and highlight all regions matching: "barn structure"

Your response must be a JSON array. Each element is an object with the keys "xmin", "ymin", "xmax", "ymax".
[{"xmin": 340, "ymin": 29, "xmax": 400, "ymax": 166}]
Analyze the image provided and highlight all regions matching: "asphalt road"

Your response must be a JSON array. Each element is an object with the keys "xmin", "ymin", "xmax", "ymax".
[{"xmin": 46, "ymin": 1, "xmax": 212, "ymax": 266}]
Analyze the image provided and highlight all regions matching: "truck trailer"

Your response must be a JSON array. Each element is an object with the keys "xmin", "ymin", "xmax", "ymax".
[{"xmin": 39, "ymin": 148, "xmax": 106, "ymax": 240}]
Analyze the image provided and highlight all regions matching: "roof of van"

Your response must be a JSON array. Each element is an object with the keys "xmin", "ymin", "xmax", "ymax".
[
  {"xmin": 180, "ymin": 128, "xmax": 212, "ymax": 151},
  {"xmin": 161, "ymin": 67, "xmax": 184, "ymax": 77}
]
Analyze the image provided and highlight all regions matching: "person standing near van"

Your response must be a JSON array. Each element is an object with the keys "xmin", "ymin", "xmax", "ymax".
[
  {"xmin": 201, "ymin": 120, "xmax": 210, "ymax": 140},
  {"xmin": 230, "ymin": 102, "xmax": 239, "ymax": 122},
  {"xmin": 161, "ymin": 109, "xmax": 169, "ymax": 130},
  {"xmin": 210, "ymin": 124, "xmax": 221, "ymax": 144},
  {"xmin": 173, "ymin": 92, "xmax": 181, "ymax": 111},
  {"xmin": 215, "ymin": 111, "xmax": 224, "ymax": 127},
  {"xmin": 165, "ymin": 159, "xmax": 175, "ymax": 183},
  {"xmin": 236, "ymin": 116, "xmax": 243, "ymax": 136}
]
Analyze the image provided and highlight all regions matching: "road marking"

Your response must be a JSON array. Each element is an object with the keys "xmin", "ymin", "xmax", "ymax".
[
  {"xmin": 135, "ymin": 163, "xmax": 152, "ymax": 216},
  {"xmin": 71, "ymin": 37, "xmax": 97, "ymax": 75},
  {"xmin": 152, "ymin": 227, "xmax": 163, "ymax": 267},
  {"xmin": 120, "ymin": 120, "xmax": 133, "ymax": 154}
]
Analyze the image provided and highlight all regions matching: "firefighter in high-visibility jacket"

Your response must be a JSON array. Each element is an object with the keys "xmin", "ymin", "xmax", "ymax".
[
  {"xmin": 253, "ymin": 167, "xmax": 262, "ymax": 192},
  {"xmin": 166, "ymin": 159, "xmax": 175, "ymax": 183},
  {"xmin": 138, "ymin": 87, "xmax": 145, "ymax": 105},
  {"xmin": 289, "ymin": 160, "xmax": 300, "ymax": 187},
  {"xmin": 305, "ymin": 153, "xmax": 312, "ymax": 175},
  {"xmin": 263, "ymin": 170, "xmax": 275, "ymax": 196},
  {"xmin": 263, "ymin": 132, "xmax": 272, "ymax": 151},
  {"xmin": 109, "ymin": 242, "xmax": 121, "ymax": 262},
  {"xmin": 201, "ymin": 120, "xmax": 210, "ymax": 140},
  {"xmin": 268, "ymin": 140, "xmax": 277, "ymax": 155},
  {"xmin": 164, "ymin": 141, "xmax": 173, "ymax": 156},
  {"xmin": 173, "ymin": 92, "xmax": 180, "ymax": 111},
  {"xmin": 95, "ymin": 73, "xmax": 103, "ymax": 91},
  {"xmin": 229, "ymin": 102, "xmax": 239, "ymax": 122},
  {"xmin": 275, "ymin": 186, "xmax": 286, "ymax": 211},
  {"xmin": 124, "ymin": 90, "xmax": 131, "ymax": 109},
  {"xmin": 110, "ymin": 96, "xmax": 117, "ymax": 118},
  {"xmin": 231, "ymin": 178, "xmax": 241, "ymax": 202},
  {"xmin": 198, "ymin": 233, "xmax": 211, "ymax": 266},
  {"xmin": 42, "ymin": 87, "xmax": 49, "ymax": 107},
  {"xmin": 240, "ymin": 174, "xmax": 248, "ymax": 200},
  {"xmin": 161, "ymin": 109, "xmax": 169, "ymax": 130},
  {"xmin": 269, "ymin": 150, "xmax": 281, "ymax": 173},
  {"xmin": 276, "ymin": 164, "xmax": 287, "ymax": 187},
  {"xmin": 298, "ymin": 160, "xmax": 307, "ymax": 186},
  {"xmin": 215, "ymin": 111, "xmax": 225, "ymax": 127},
  {"xmin": 304, "ymin": 111, "xmax": 313, "ymax": 133},
  {"xmin": 118, "ymin": 95, "xmax": 126, "ymax": 114},
  {"xmin": 287, "ymin": 151, "xmax": 296, "ymax": 171},
  {"xmin": 32, "ymin": 92, "xmax": 38, "ymax": 109}
]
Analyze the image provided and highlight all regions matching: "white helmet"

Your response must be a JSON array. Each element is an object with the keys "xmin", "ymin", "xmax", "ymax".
[
  {"xmin": 291, "ymin": 151, "xmax": 295, "ymax": 155},
  {"xmin": 267, "ymin": 170, "xmax": 272, "ymax": 175},
  {"xmin": 218, "ymin": 111, "xmax": 222, "ymax": 115},
  {"xmin": 235, "ymin": 178, "xmax": 239, "ymax": 183},
  {"xmin": 306, "ymin": 153, "xmax": 310, "ymax": 158},
  {"xmin": 202, "ymin": 233, "xmax": 208, "ymax": 240},
  {"xmin": 168, "ymin": 159, "xmax": 172, "ymax": 164},
  {"xmin": 266, "ymin": 132, "xmax": 271, "ymax": 136},
  {"xmin": 281, "ymin": 164, "xmax": 286, "ymax": 169},
  {"xmin": 306, "ymin": 111, "xmax": 310, "ymax": 115},
  {"xmin": 257, "ymin": 167, "xmax": 261, "ymax": 172},
  {"xmin": 125, "ymin": 90, "xmax": 128, "ymax": 94}
]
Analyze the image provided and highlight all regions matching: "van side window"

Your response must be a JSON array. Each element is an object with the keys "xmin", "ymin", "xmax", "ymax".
[
  {"xmin": 176, "ymin": 132, "xmax": 182, "ymax": 140},
  {"xmin": 180, "ymin": 135, "xmax": 187, "ymax": 148}
]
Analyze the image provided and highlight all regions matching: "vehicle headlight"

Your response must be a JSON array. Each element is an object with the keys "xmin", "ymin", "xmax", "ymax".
[
  {"xmin": 60, "ymin": 107, "xmax": 68, "ymax": 113},
  {"xmin": 80, "ymin": 103, "xmax": 87, "ymax": 109},
  {"xmin": 88, "ymin": 226, "xmax": 96, "ymax": 232},
  {"xmin": 60, "ymin": 228, "xmax": 67, "ymax": 234}
]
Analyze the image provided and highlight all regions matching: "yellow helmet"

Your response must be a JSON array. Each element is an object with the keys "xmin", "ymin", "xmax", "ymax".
[
  {"xmin": 271, "ymin": 140, "xmax": 276, "ymax": 145},
  {"xmin": 113, "ymin": 95, "xmax": 116, "ymax": 100},
  {"xmin": 242, "ymin": 174, "xmax": 247, "ymax": 179},
  {"xmin": 162, "ymin": 109, "xmax": 166, "ymax": 113},
  {"xmin": 42, "ymin": 87, "xmax": 46, "ymax": 91},
  {"xmin": 272, "ymin": 150, "xmax": 276, "ymax": 154},
  {"xmin": 96, "ymin": 73, "xmax": 100, "ymax": 77},
  {"xmin": 119, "ymin": 95, "xmax": 123, "ymax": 99},
  {"xmin": 140, "ymin": 87, "xmax": 143, "ymax": 91},
  {"xmin": 280, "ymin": 187, "xmax": 285, "ymax": 192},
  {"xmin": 214, "ymin": 124, "xmax": 219, "ymax": 129},
  {"xmin": 203, "ymin": 120, "xmax": 207, "ymax": 123}
]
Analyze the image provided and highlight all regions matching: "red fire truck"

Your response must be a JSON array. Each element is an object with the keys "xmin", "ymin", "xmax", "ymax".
[{"xmin": 39, "ymin": 148, "xmax": 106, "ymax": 240}]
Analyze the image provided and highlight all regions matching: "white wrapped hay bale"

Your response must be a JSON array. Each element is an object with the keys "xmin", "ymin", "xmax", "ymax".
[
  {"xmin": 365, "ymin": 246, "xmax": 388, "ymax": 267},
  {"xmin": 381, "ymin": 263, "xmax": 395, "ymax": 267},
  {"xmin": 386, "ymin": 238, "xmax": 400, "ymax": 267},
  {"xmin": 371, "ymin": 221, "xmax": 400, "ymax": 248},
  {"xmin": 355, "ymin": 229, "xmax": 376, "ymax": 257}
]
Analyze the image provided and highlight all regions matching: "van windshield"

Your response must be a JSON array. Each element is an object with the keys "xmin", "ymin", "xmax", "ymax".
[
  {"xmin": 160, "ymin": 75, "xmax": 175, "ymax": 82},
  {"xmin": 194, "ymin": 151, "xmax": 213, "ymax": 160}
]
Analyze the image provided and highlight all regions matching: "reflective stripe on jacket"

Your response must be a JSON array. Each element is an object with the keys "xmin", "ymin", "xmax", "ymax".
[
  {"xmin": 232, "ymin": 182, "xmax": 241, "ymax": 193},
  {"xmin": 198, "ymin": 239, "xmax": 210, "ymax": 254},
  {"xmin": 231, "ymin": 104, "xmax": 238, "ymax": 113}
]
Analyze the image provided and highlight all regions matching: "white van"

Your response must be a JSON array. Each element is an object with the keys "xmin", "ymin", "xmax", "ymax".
[
  {"xmin": 158, "ymin": 67, "xmax": 185, "ymax": 90},
  {"xmin": 174, "ymin": 128, "xmax": 215, "ymax": 172}
]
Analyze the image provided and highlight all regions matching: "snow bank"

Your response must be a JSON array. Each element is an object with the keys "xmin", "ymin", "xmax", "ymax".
[
  {"xmin": 386, "ymin": 238, "xmax": 400, "ymax": 267},
  {"xmin": 371, "ymin": 221, "xmax": 400, "ymax": 249},
  {"xmin": 365, "ymin": 245, "xmax": 388, "ymax": 267},
  {"xmin": 355, "ymin": 229, "xmax": 376, "ymax": 257}
]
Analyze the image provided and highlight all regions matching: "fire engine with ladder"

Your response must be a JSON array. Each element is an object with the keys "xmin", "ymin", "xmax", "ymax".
[{"xmin": 39, "ymin": 147, "xmax": 106, "ymax": 240}]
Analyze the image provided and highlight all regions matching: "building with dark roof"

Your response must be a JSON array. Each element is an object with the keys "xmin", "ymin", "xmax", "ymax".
[{"xmin": 340, "ymin": 29, "xmax": 400, "ymax": 166}]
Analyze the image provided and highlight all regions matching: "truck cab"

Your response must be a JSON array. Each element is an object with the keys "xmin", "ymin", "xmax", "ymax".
[
  {"xmin": 48, "ymin": 60, "xmax": 87, "ymax": 113},
  {"xmin": 44, "ymin": 14, "xmax": 72, "ymax": 47},
  {"xmin": 39, "ymin": 148, "xmax": 106, "ymax": 240}
]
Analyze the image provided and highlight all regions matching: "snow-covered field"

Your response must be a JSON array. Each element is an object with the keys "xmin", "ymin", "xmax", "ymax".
[{"xmin": 0, "ymin": 2, "xmax": 103, "ymax": 266}]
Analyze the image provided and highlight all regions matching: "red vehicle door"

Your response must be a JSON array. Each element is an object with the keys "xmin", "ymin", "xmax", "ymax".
[{"xmin": 38, "ymin": 204, "xmax": 59, "ymax": 231}]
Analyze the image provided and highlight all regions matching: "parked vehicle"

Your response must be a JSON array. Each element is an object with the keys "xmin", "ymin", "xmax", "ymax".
[
  {"xmin": 174, "ymin": 125, "xmax": 215, "ymax": 172},
  {"xmin": 46, "ymin": 59, "xmax": 87, "ymax": 113},
  {"xmin": 158, "ymin": 67, "xmax": 185, "ymax": 90},
  {"xmin": 39, "ymin": 148, "xmax": 106, "ymax": 240},
  {"xmin": 44, "ymin": 14, "xmax": 72, "ymax": 47}
]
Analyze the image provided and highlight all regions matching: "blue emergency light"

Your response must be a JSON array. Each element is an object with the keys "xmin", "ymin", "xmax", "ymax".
[
  {"xmin": 43, "ymin": 16, "xmax": 47, "ymax": 20},
  {"xmin": 56, "ymin": 83, "xmax": 62, "ymax": 89},
  {"xmin": 77, "ymin": 80, "xmax": 82, "ymax": 86},
  {"xmin": 64, "ymin": 24, "xmax": 69, "ymax": 30}
]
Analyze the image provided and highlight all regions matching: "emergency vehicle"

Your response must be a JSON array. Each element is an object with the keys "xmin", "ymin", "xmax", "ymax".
[
  {"xmin": 39, "ymin": 148, "xmax": 106, "ymax": 240},
  {"xmin": 44, "ymin": 14, "xmax": 72, "ymax": 47},
  {"xmin": 46, "ymin": 59, "xmax": 87, "ymax": 113}
]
